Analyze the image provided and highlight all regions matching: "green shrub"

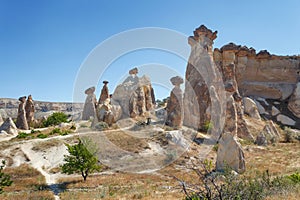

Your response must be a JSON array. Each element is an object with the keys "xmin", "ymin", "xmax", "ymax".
[
  {"xmin": 202, "ymin": 121, "xmax": 213, "ymax": 132},
  {"xmin": 50, "ymin": 128, "xmax": 62, "ymax": 135},
  {"xmin": 17, "ymin": 132, "xmax": 29, "ymax": 139},
  {"xmin": 286, "ymin": 172, "xmax": 300, "ymax": 184},
  {"xmin": 0, "ymin": 160, "xmax": 13, "ymax": 193},
  {"xmin": 43, "ymin": 112, "xmax": 68, "ymax": 127},
  {"xmin": 37, "ymin": 134, "xmax": 48, "ymax": 139}
]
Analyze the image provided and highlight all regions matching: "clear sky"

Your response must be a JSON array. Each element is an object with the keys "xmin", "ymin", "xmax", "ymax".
[{"xmin": 1, "ymin": 0, "xmax": 299, "ymax": 102}]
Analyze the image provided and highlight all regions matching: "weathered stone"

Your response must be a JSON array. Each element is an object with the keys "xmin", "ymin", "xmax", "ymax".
[
  {"xmin": 277, "ymin": 114, "xmax": 296, "ymax": 126},
  {"xmin": 288, "ymin": 82, "xmax": 300, "ymax": 118},
  {"xmin": 16, "ymin": 96, "xmax": 28, "ymax": 130},
  {"xmin": 243, "ymin": 97, "xmax": 261, "ymax": 120},
  {"xmin": 0, "ymin": 113, "xmax": 3, "ymax": 125},
  {"xmin": 0, "ymin": 117, "xmax": 18, "ymax": 135},
  {"xmin": 112, "ymin": 68, "xmax": 155, "ymax": 119},
  {"xmin": 271, "ymin": 106, "xmax": 280, "ymax": 116},
  {"xmin": 253, "ymin": 99, "xmax": 267, "ymax": 115},
  {"xmin": 184, "ymin": 25, "xmax": 218, "ymax": 130},
  {"xmin": 82, "ymin": 86, "xmax": 97, "ymax": 120},
  {"xmin": 97, "ymin": 98, "xmax": 115, "ymax": 126},
  {"xmin": 216, "ymin": 132, "xmax": 246, "ymax": 173},
  {"xmin": 25, "ymin": 95, "xmax": 35, "ymax": 126},
  {"xmin": 98, "ymin": 81, "xmax": 109, "ymax": 104},
  {"xmin": 165, "ymin": 76, "xmax": 183, "ymax": 128},
  {"xmin": 256, "ymin": 121, "xmax": 280, "ymax": 145}
]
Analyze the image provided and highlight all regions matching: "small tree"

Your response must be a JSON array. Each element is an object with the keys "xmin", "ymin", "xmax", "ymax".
[
  {"xmin": 0, "ymin": 160, "xmax": 13, "ymax": 193},
  {"xmin": 61, "ymin": 138, "xmax": 101, "ymax": 181}
]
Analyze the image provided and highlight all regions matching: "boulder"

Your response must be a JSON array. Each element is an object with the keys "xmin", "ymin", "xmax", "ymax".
[
  {"xmin": 277, "ymin": 114, "xmax": 296, "ymax": 126},
  {"xmin": 255, "ymin": 121, "xmax": 280, "ymax": 145},
  {"xmin": 216, "ymin": 132, "xmax": 246, "ymax": 173},
  {"xmin": 243, "ymin": 97, "xmax": 261, "ymax": 120},
  {"xmin": 82, "ymin": 86, "xmax": 97, "ymax": 120},
  {"xmin": 288, "ymin": 82, "xmax": 300, "ymax": 118},
  {"xmin": 271, "ymin": 106, "xmax": 280, "ymax": 116},
  {"xmin": 0, "ymin": 117, "xmax": 18, "ymax": 135},
  {"xmin": 216, "ymin": 94, "xmax": 246, "ymax": 173}
]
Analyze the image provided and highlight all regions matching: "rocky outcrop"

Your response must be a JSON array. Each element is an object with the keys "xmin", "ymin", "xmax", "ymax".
[
  {"xmin": 97, "ymin": 98, "xmax": 115, "ymax": 126},
  {"xmin": 214, "ymin": 42, "xmax": 300, "ymax": 128},
  {"xmin": 0, "ymin": 113, "xmax": 3, "ymax": 125},
  {"xmin": 0, "ymin": 117, "xmax": 18, "ymax": 135},
  {"xmin": 183, "ymin": 25, "xmax": 222, "ymax": 130},
  {"xmin": 98, "ymin": 81, "xmax": 109, "ymax": 104},
  {"xmin": 216, "ymin": 94, "xmax": 246, "ymax": 173},
  {"xmin": 25, "ymin": 95, "xmax": 35, "ymax": 126},
  {"xmin": 243, "ymin": 97, "xmax": 261, "ymax": 120},
  {"xmin": 165, "ymin": 76, "xmax": 184, "ymax": 128},
  {"xmin": 16, "ymin": 96, "xmax": 28, "ymax": 130},
  {"xmin": 288, "ymin": 82, "xmax": 300, "ymax": 118},
  {"xmin": 82, "ymin": 86, "xmax": 97, "ymax": 120},
  {"xmin": 112, "ymin": 68, "xmax": 155, "ymax": 118},
  {"xmin": 255, "ymin": 121, "xmax": 280, "ymax": 146}
]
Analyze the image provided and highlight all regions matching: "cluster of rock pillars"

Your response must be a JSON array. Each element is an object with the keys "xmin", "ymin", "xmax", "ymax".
[{"xmin": 3, "ymin": 25, "xmax": 299, "ymax": 174}]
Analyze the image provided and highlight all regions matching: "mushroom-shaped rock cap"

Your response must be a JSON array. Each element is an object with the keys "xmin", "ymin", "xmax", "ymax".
[
  {"xmin": 28, "ymin": 94, "xmax": 32, "ymax": 99},
  {"xmin": 103, "ymin": 80, "xmax": 109, "ymax": 84},
  {"xmin": 170, "ymin": 76, "xmax": 184, "ymax": 86},
  {"xmin": 193, "ymin": 25, "xmax": 218, "ymax": 41},
  {"xmin": 129, "ymin": 67, "xmax": 138, "ymax": 75},
  {"xmin": 85, "ymin": 86, "xmax": 96, "ymax": 94},
  {"xmin": 18, "ymin": 96, "xmax": 26, "ymax": 101}
]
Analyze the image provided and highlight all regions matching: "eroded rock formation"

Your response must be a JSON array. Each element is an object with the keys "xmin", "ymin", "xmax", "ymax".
[
  {"xmin": 165, "ymin": 76, "xmax": 184, "ymax": 128},
  {"xmin": 82, "ymin": 86, "xmax": 97, "ymax": 120},
  {"xmin": 25, "ymin": 95, "xmax": 35, "ymax": 126},
  {"xmin": 216, "ymin": 95, "xmax": 246, "ymax": 173},
  {"xmin": 112, "ymin": 68, "xmax": 155, "ymax": 118},
  {"xmin": 183, "ymin": 25, "xmax": 222, "ymax": 130},
  {"xmin": 16, "ymin": 96, "xmax": 28, "ymax": 130},
  {"xmin": 214, "ymin": 42, "xmax": 300, "ymax": 128},
  {"xmin": 98, "ymin": 81, "xmax": 109, "ymax": 104},
  {"xmin": 0, "ymin": 117, "xmax": 18, "ymax": 135}
]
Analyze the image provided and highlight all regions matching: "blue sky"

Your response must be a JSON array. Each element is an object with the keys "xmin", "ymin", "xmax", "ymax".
[{"xmin": 0, "ymin": 0, "xmax": 299, "ymax": 102}]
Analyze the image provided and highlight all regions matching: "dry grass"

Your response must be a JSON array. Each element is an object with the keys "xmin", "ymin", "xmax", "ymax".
[
  {"xmin": 1, "ymin": 164, "xmax": 54, "ymax": 199},
  {"xmin": 244, "ymin": 142, "xmax": 300, "ymax": 176},
  {"xmin": 58, "ymin": 172, "xmax": 184, "ymax": 200},
  {"xmin": 31, "ymin": 139, "xmax": 63, "ymax": 152}
]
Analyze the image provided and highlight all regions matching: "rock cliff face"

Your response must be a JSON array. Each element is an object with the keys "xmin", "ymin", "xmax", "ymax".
[{"xmin": 214, "ymin": 43, "xmax": 300, "ymax": 128}]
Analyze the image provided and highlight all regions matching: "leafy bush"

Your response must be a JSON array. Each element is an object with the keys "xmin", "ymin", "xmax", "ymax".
[
  {"xmin": 17, "ymin": 132, "xmax": 29, "ymax": 139},
  {"xmin": 37, "ymin": 134, "xmax": 48, "ymax": 139},
  {"xmin": 43, "ymin": 112, "xmax": 68, "ymax": 127},
  {"xmin": 287, "ymin": 172, "xmax": 300, "ymax": 184}
]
